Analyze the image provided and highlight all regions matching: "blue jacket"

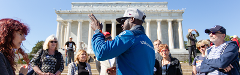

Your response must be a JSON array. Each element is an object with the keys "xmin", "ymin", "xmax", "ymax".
[
  {"xmin": 92, "ymin": 25, "xmax": 155, "ymax": 75},
  {"xmin": 200, "ymin": 41, "xmax": 240, "ymax": 75}
]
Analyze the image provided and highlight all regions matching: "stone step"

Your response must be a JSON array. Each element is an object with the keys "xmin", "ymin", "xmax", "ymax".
[
  {"xmin": 183, "ymin": 72, "xmax": 192, "ymax": 75},
  {"xmin": 56, "ymin": 73, "xmax": 99, "ymax": 75},
  {"xmin": 15, "ymin": 62, "xmax": 193, "ymax": 75},
  {"xmin": 61, "ymin": 69, "xmax": 99, "ymax": 73}
]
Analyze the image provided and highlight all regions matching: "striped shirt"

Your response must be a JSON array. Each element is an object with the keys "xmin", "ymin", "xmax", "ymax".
[{"xmin": 207, "ymin": 42, "xmax": 227, "ymax": 75}]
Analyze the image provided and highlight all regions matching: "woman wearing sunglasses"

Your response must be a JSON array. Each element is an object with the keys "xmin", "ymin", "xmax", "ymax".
[
  {"xmin": 158, "ymin": 44, "xmax": 182, "ymax": 75},
  {"xmin": 192, "ymin": 40, "xmax": 210, "ymax": 75},
  {"xmin": 31, "ymin": 35, "xmax": 64, "ymax": 75}
]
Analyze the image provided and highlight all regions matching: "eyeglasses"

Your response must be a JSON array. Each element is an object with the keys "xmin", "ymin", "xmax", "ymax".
[
  {"xmin": 197, "ymin": 45, "xmax": 206, "ymax": 49},
  {"xmin": 207, "ymin": 32, "xmax": 222, "ymax": 35},
  {"xmin": 50, "ymin": 41, "xmax": 58, "ymax": 43},
  {"xmin": 160, "ymin": 49, "xmax": 169, "ymax": 52}
]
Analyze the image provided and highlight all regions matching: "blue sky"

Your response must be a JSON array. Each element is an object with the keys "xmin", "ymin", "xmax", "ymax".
[{"xmin": 0, "ymin": 0, "xmax": 239, "ymax": 53}]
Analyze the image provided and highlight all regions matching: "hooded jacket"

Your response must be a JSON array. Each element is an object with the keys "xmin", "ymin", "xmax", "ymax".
[{"xmin": 200, "ymin": 41, "xmax": 240, "ymax": 75}]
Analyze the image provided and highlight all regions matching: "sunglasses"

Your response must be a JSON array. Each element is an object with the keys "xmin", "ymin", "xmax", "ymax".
[
  {"xmin": 207, "ymin": 32, "xmax": 222, "ymax": 35},
  {"xmin": 120, "ymin": 17, "xmax": 131, "ymax": 24},
  {"xmin": 197, "ymin": 45, "xmax": 206, "ymax": 49},
  {"xmin": 50, "ymin": 41, "xmax": 58, "ymax": 43}
]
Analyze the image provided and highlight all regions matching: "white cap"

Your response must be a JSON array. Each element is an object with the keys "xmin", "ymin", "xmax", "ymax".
[
  {"xmin": 233, "ymin": 35, "xmax": 238, "ymax": 38},
  {"xmin": 116, "ymin": 8, "xmax": 146, "ymax": 24},
  {"xmin": 69, "ymin": 37, "xmax": 72, "ymax": 39}
]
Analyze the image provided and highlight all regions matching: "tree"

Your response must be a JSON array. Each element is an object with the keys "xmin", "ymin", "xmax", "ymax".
[
  {"xmin": 184, "ymin": 41, "xmax": 187, "ymax": 49},
  {"xmin": 29, "ymin": 41, "xmax": 44, "ymax": 60},
  {"xmin": 224, "ymin": 35, "xmax": 231, "ymax": 41},
  {"xmin": 30, "ymin": 41, "xmax": 44, "ymax": 54}
]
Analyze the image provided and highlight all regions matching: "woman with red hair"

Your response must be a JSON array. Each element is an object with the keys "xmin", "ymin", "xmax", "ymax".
[
  {"xmin": 158, "ymin": 44, "xmax": 182, "ymax": 75},
  {"xmin": 0, "ymin": 18, "xmax": 30, "ymax": 75}
]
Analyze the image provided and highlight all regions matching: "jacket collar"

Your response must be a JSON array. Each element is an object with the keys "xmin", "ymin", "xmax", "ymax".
[{"xmin": 130, "ymin": 25, "xmax": 145, "ymax": 33}]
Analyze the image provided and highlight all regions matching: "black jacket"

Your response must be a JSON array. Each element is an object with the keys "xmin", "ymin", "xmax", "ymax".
[{"xmin": 159, "ymin": 57, "xmax": 182, "ymax": 75}]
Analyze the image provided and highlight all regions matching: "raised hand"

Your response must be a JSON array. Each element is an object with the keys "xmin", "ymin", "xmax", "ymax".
[
  {"xmin": 194, "ymin": 29, "xmax": 197, "ymax": 32},
  {"xmin": 88, "ymin": 14, "xmax": 103, "ymax": 31},
  {"xmin": 188, "ymin": 29, "xmax": 193, "ymax": 33}
]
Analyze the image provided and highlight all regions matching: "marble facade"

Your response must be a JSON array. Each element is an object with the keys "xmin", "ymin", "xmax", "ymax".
[{"xmin": 55, "ymin": 2, "xmax": 188, "ymax": 58}]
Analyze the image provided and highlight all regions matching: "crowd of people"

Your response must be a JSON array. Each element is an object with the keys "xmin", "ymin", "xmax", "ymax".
[{"xmin": 0, "ymin": 8, "xmax": 239, "ymax": 75}]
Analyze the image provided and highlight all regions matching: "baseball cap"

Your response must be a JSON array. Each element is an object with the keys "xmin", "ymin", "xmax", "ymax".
[
  {"xmin": 103, "ymin": 32, "xmax": 111, "ymax": 36},
  {"xmin": 233, "ymin": 35, "xmax": 238, "ymax": 38},
  {"xmin": 69, "ymin": 37, "xmax": 72, "ymax": 39},
  {"xmin": 205, "ymin": 25, "xmax": 226, "ymax": 34},
  {"xmin": 116, "ymin": 8, "xmax": 146, "ymax": 24}
]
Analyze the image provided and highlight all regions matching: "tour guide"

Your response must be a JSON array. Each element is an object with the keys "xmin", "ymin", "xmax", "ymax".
[{"xmin": 89, "ymin": 8, "xmax": 155, "ymax": 75}]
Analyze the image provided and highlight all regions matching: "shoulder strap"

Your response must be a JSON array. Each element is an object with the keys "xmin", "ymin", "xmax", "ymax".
[
  {"xmin": 36, "ymin": 49, "xmax": 44, "ymax": 68},
  {"xmin": 54, "ymin": 51, "xmax": 62, "ymax": 73},
  {"xmin": 40, "ymin": 49, "xmax": 47, "ymax": 60}
]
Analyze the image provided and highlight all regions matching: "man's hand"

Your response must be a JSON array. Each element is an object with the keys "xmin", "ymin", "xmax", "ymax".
[
  {"xmin": 219, "ymin": 64, "xmax": 233, "ymax": 72},
  {"xmin": 224, "ymin": 64, "xmax": 233, "ymax": 72},
  {"xmin": 238, "ymin": 48, "xmax": 240, "ymax": 52},
  {"xmin": 194, "ymin": 29, "xmax": 197, "ymax": 32},
  {"xmin": 107, "ymin": 67, "xmax": 116, "ymax": 75},
  {"xmin": 88, "ymin": 14, "xmax": 103, "ymax": 31},
  {"xmin": 188, "ymin": 29, "xmax": 193, "ymax": 33},
  {"xmin": 19, "ymin": 65, "xmax": 28, "ymax": 75}
]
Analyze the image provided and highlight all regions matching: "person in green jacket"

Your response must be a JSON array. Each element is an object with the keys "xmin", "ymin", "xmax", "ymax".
[{"xmin": 186, "ymin": 29, "xmax": 199, "ymax": 66}]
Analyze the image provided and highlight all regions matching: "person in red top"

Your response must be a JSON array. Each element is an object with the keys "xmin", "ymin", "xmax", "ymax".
[
  {"xmin": 232, "ymin": 35, "xmax": 239, "ymax": 47},
  {"xmin": 232, "ymin": 35, "xmax": 240, "ymax": 58}
]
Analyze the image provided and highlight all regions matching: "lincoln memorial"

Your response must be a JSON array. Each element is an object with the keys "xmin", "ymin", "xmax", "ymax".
[{"xmin": 55, "ymin": 2, "xmax": 188, "ymax": 60}]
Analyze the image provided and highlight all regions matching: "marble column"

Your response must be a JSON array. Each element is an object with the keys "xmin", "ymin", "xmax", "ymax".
[
  {"xmin": 56, "ymin": 21, "xmax": 61, "ymax": 49},
  {"xmin": 145, "ymin": 19, "xmax": 151, "ymax": 39},
  {"xmin": 156, "ymin": 19, "xmax": 162, "ymax": 41},
  {"xmin": 60, "ymin": 23, "xmax": 64, "ymax": 48},
  {"xmin": 66, "ymin": 20, "xmax": 72, "ymax": 42},
  {"xmin": 167, "ymin": 19, "xmax": 174, "ymax": 49},
  {"xmin": 177, "ymin": 19, "xmax": 185, "ymax": 49},
  {"xmin": 87, "ymin": 20, "xmax": 92, "ymax": 53},
  {"xmin": 77, "ymin": 20, "xmax": 83, "ymax": 50},
  {"xmin": 100, "ymin": 19, "xmax": 106, "ymax": 32},
  {"xmin": 64, "ymin": 25, "xmax": 67, "ymax": 46},
  {"xmin": 111, "ymin": 20, "xmax": 116, "ymax": 39}
]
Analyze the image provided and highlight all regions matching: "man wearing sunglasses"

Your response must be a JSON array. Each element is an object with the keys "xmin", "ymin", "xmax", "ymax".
[
  {"xmin": 200, "ymin": 25, "xmax": 240, "ymax": 75},
  {"xmin": 89, "ymin": 8, "xmax": 155, "ymax": 75},
  {"xmin": 186, "ymin": 29, "xmax": 199, "ymax": 66}
]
